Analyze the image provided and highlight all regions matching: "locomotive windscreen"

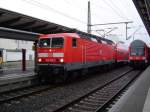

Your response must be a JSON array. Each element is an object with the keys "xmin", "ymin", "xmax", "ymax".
[
  {"xmin": 39, "ymin": 37, "xmax": 64, "ymax": 48},
  {"xmin": 130, "ymin": 47, "xmax": 145, "ymax": 56},
  {"xmin": 39, "ymin": 38, "xmax": 50, "ymax": 47}
]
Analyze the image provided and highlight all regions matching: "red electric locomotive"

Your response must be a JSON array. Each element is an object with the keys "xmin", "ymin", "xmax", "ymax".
[
  {"xmin": 129, "ymin": 40, "xmax": 150, "ymax": 68},
  {"xmin": 36, "ymin": 31, "xmax": 128, "ymax": 82}
]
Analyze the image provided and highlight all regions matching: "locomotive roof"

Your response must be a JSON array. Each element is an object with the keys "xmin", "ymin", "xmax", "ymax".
[
  {"xmin": 76, "ymin": 30, "xmax": 114, "ymax": 44},
  {"xmin": 130, "ymin": 40, "xmax": 147, "ymax": 47},
  {"xmin": 40, "ymin": 31, "xmax": 114, "ymax": 45}
]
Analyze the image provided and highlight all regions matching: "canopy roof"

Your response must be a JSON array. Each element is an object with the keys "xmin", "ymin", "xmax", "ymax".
[
  {"xmin": 133, "ymin": 0, "xmax": 150, "ymax": 36},
  {"xmin": 0, "ymin": 8, "xmax": 73, "ymax": 34}
]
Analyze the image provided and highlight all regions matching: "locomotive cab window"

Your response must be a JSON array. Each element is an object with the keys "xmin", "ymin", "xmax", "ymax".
[
  {"xmin": 72, "ymin": 38, "xmax": 77, "ymax": 47},
  {"xmin": 39, "ymin": 38, "xmax": 50, "ymax": 47},
  {"xmin": 39, "ymin": 37, "xmax": 64, "ymax": 48},
  {"xmin": 51, "ymin": 37, "xmax": 64, "ymax": 48}
]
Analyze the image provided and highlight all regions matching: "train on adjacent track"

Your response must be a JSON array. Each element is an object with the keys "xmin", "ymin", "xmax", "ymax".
[
  {"xmin": 36, "ymin": 31, "xmax": 128, "ymax": 82},
  {"xmin": 129, "ymin": 39, "xmax": 150, "ymax": 68}
]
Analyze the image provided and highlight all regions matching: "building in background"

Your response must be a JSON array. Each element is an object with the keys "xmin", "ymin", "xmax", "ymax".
[{"xmin": 0, "ymin": 38, "xmax": 34, "ymax": 62}]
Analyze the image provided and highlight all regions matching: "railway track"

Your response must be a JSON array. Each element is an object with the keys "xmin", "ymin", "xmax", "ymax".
[
  {"xmin": 0, "ymin": 67, "xmax": 140, "ymax": 112},
  {"xmin": 53, "ymin": 69, "xmax": 141, "ymax": 112},
  {"xmin": 0, "ymin": 67, "xmax": 131, "ymax": 106},
  {"xmin": 0, "ymin": 84, "xmax": 55, "ymax": 104}
]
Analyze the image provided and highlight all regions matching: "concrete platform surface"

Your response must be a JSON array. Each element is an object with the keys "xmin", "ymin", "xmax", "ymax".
[
  {"xmin": 108, "ymin": 66, "xmax": 150, "ymax": 112},
  {"xmin": 143, "ymin": 82, "xmax": 150, "ymax": 112},
  {"xmin": 0, "ymin": 67, "xmax": 34, "ymax": 76},
  {"xmin": 0, "ymin": 71, "xmax": 36, "ymax": 93},
  {"xmin": 0, "ymin": 72, "xmax": 34, "ymax": 80},
  {"xmin": 0, "ymin": 72, "xmax": 35, "ymax": 85}
]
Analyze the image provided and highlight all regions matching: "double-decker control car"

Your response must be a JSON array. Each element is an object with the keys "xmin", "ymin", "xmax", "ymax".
[{"xmin": 129, "ymin": 40, "xmax": 150, "ymax": 68}]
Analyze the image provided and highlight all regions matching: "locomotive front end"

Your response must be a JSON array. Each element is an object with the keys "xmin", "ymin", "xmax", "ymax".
[
  {"xmin": 37, "ymin": 35, "xmax": 65, "ymax": 79},
  {"xmin": 129, "ymin": 40, "xmax": 149, "ymax": 68}
]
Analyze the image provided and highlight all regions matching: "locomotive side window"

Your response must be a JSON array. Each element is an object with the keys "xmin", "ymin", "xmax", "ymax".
[
  {"xmin": 39, "ymin": 38, "xmax": 50, "ymax": 47},
  {"xmin": 51, "ymin": 37, "xmax": 64, "ymax": 48},
  {"xmin": 72, "ymin": 38, "xmax": 77, "ymax": 47}
]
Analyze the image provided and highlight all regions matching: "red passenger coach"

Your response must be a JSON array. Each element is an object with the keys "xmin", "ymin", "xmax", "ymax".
[
  {"xmin": 36, "ymin": 32, "xmax": 127, "ymax": 82},
  {"xmin": 116, "ymin": 42, "xmax": 128, "ymax": 63},
  {"xmin": 129, "ymin": 40, "xmax": 150, "ymax": 68}
]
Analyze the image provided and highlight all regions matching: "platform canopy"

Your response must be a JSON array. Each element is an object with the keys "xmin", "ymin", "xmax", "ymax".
[
  {"xmin": 0, "ymin": 8, "xmax": 74, "ymax": 41},
  {"xmin": 133, "ymin": 0, "xmax": 150, "ymax": 36}
]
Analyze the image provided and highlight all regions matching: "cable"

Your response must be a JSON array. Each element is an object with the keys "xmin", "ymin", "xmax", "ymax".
[
  {"xmin": 108, "ymin": 0, "xmax": 129, "ymax": 20},
  {"xmin": 62, "ymin": 0, "xmax": 105, "ymax": 26},
  {"xmin": 22, "ymin": 0, "xmax": 86, "ymax": 24},
  {"xmin": 102, "ymin": 0, "xmax": 129, "ymax": 21},
  {"xmin": 63, "ymin": 0, "xmax": 84, "ymax": 10}
]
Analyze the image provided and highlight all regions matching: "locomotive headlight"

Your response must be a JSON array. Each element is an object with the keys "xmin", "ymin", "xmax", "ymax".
[
  {"xmin": 38, "ymin": 58, "xmax": 42, "ymax": 62},
  {"xmin": 60, "ymin": 58, "xmax": 64, "ymax": 63},
  {"xmin": 49, "ymin": 49, "xmax": 52, "ymax": 52}
]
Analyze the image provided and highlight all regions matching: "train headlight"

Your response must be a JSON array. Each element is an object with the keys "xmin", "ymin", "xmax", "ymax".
[
  {"xmin": 142, "ymin": 57, "xmax": 146, "ymax": 60},
  {"xmin": 38, "ymin": 58, "xmax": 42, "ymax": 62},
  {"xmin": 60, "ymin": 58, "xmax": 64, "ymax": 63}
]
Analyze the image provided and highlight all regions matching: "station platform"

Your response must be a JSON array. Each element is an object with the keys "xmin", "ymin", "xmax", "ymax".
[
  {"xmin": 109, "ymin": 65, "xmax": 150, "ymax": 112},
  {"xmin": 0, "ymin": 67, "xmax": 34, "ymax": 76},
  {"xmin": 0, "ymin": 68, "xmax": 36, "ymax": 93}
]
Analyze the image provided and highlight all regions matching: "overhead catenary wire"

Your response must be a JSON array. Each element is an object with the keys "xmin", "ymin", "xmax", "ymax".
[
  {"xmin": 22, "ymin": 0, "xmax": 87, "ymax": 24},
  {"xmin": 115, "ymin": 0, "xmax": 132, "ymax": 18},
  {"xmin": 108, "ymin": 0, "xmax": 129, "ymax": 20},
  {"xmin": 62, "ymin": 0, "xmax": 105, "ymax": 26},
  {"xmin": 63, "ymin": 0, "xmax": 85, "ymax": 10},
  {"xmin": 102, "ymin": 0, "xmax": 129, "ymax": 21}
]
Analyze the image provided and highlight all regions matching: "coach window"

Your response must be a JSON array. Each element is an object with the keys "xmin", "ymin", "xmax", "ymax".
[{"xmin": 72, "ymin": 38, "xmax": 77, "ymax": 47}]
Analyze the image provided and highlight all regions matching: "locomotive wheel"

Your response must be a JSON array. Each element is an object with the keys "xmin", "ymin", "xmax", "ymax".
[
  {"xmin": 54, "ymin": 71, "xmax": 68, "ymax": 83},
  {"xmin": 102, "ymin": 65, "xmax": 108, "ymax": 72},
  {"xmin": 65, "ymin": 71, "xmax": 78, "ymax": 82},
  {"xmin": 37, "ymin": 71, "xmax": 45, "ymax": 84},
  {"xmin": 81, "ymin": 69, "xmax": 88, "ymax": 76},
  {"xmin": 38, "ymin": 71, "xmax": 53, "ymax": 84},
  {"xmin": 107, "ymin": 64, "xmax": 112, "ymax": 71},
  {"xmin": 71, "ymin": 71, "xmax": 79, "ymax": 80}
]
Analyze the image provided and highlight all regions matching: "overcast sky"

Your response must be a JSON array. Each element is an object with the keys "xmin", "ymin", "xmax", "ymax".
[{"xmin": 0, "ymin": 0, "xmax": 149, "ymax": 45}]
